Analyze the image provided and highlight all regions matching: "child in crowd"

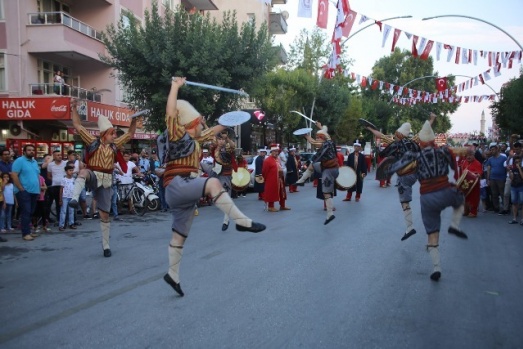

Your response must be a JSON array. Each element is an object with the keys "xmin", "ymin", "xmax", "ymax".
[
  {"xmin": 33, "ymin": 173, "xmax": 49, "ymax": 233},
  {"xmin": 0, "ymin": 172, "xmax": 16, "ymax": 233},
  {"xmin": 59, "ymin": 165, "xmax": 77, "ymax": 231}
]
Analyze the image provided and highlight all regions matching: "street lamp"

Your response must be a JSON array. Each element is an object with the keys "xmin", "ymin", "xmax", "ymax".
[
  {"xmin": 422, "ymin": 15, "xmax": 523, "ymax": 51},
  {"xmin": 341, "ymin": 15, "xmax": 413, "ymax": 46}
]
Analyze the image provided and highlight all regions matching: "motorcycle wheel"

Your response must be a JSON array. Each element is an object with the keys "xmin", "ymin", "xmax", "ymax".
[
  {"xmin": 132, "ymin": 187, "xmax": 148, "ymax": 216},
  {"xmin": 147, "ymin": 198, "xmax": 160, "ymax": 211}
]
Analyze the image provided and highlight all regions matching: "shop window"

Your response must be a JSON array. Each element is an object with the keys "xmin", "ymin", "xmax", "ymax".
[{"xmin": 0, "ymin": 53, "xmax": 5, "ymax": 91}]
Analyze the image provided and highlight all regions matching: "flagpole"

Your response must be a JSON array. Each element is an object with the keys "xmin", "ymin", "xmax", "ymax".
[{"xmin": 422, "ymin": 15, "xmax": 523, "ymax": 51}]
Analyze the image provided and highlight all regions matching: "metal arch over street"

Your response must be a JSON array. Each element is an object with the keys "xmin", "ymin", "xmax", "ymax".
[{"xmin": 422, "ymin": 14, "xmax": 523, "ymax": 51}]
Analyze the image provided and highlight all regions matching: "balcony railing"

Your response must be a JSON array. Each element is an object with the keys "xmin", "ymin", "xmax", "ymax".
[
  {"xmin": 28, "ymin": 12, "xmax": 103, "ymax": 41},
  {"xmin": 30, "ymin": 83, "xmax": 102, "ymax": 102}
]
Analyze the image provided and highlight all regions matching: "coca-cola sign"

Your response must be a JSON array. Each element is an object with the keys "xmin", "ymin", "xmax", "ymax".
[
  {"xmin": 51, "ymin": 99, "xmax": 69, "ymax": 118},
  {"xmin": 0, "ymin": 97, "xmax": 71, "ymax": 120}
]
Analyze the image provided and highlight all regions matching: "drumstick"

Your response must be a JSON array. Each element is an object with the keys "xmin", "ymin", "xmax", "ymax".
[{"xmin": 290, "ymin": 110, "xmax": 316, "ymax": 124}]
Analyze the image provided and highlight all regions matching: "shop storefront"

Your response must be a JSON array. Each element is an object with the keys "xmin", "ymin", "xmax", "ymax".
[{"xmin": 0, "ymin": 97, "xmax": 153, "ymax": 160}]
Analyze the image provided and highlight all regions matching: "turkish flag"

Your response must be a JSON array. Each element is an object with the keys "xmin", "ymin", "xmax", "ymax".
[
  {"xmin": 435, "ymin": 77, "xmax": 447, "ymax": 92},
  {"xmin": 341, "ymin": 10, "xmax": 357, "ymax": 37},
  {"xmin": 316, "ymin": 0, "xmax": 329, "ymax": 29}
]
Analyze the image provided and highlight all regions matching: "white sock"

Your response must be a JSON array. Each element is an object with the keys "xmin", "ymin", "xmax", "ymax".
[
  {"xmin": 72, "ymin": 177, "xmax": 86, "ymax": 202},
  {"xmin": 427, "ymin": 245, "xmax": 441, "ymax": 273},
  {"xmin": 214, "ymin": 192, "xmax": 252, "ymax": 227},
  {"xmin": 101, "ymin": 220, "xmax": 110, "ymax": 250},
  {"xmin": 450, "ymin": 204, "xmax": 464, "ymax": 229},
  {"xmin": 168, "ymin": 245, "xmax": 183, "ymax": 283},
  {"xmin": 325, "ymin": 198, "xmax": 334, "ymax": 219},
  {"xmin": 223, "ymin": 214, "xmax": 229, "ymax": 225},
  {"xmin": 296, "ymin": 167, "xmax": 313, "ymax": 184},
  {"xmin": 402, "ymin": 202, "xmax": 413, "ymax": 233}
]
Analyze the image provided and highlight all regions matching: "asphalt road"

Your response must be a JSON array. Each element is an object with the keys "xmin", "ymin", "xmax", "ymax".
[{"xmin": 1, "ymin": 176, "xmax": 522, "ymax": 349}]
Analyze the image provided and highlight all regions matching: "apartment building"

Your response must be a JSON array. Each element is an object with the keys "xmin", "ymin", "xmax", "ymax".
[{"xmin": 0, "ymin": 0, "xmax": 287, "ymax": 158}]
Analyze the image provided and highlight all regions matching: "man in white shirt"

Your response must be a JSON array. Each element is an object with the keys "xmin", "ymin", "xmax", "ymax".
[
  {"xmin": 200, "ymin": 149, "xmax": 214, "ymax": 176},
  {"xmin": 47, "ymin": 150, "xmax": 67, "ymax": 219},
  {"xmin": 115, "ymin": 151, "xmax": 141, "ymax": 214}
]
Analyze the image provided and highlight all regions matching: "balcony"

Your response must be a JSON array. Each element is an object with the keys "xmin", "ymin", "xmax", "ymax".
[
  {"xmin": 269, "ymin": 12, "xmax": 287, "ymax": 35},
  {"xmin": 29, "ymin": 83, "xmax": 103, "ymax": 102},
  {"xmin": 26, "ymin": 12, "xmax": 107, "ymax": 63},
  {"xmin": 181, "ymin": 0, "xmax": 218, "ymax": 11}
]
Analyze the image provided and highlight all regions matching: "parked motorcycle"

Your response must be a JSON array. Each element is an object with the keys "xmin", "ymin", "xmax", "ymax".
[{"xmin": 116, "ymin": 176, "xmax": 160, "ymax": 215}]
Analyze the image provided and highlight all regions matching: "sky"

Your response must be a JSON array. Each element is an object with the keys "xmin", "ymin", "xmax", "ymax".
[{"xmin": 272, "ymin": 0, "xmax": 523, "ymax": 134}]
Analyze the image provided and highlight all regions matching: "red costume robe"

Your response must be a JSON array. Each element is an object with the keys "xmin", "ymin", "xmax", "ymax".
[
  {"xmin": 262, "ymin": 155, "xmax": 287, "ymax": 206},
  {"xmin": 459, "ymin": 158, "xmax": 483, "ymax": 216}
]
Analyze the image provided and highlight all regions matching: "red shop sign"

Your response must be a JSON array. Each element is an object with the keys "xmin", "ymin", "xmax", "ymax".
[
  {"xmin": 85, "ymin": 101, "xmax": 134, "ymax": 127},
  {"xmin": 0, "ymin": 97, "xmax": 70, "ymax": 120}
]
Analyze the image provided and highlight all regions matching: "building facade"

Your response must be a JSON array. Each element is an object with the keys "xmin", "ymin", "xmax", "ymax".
[{"xmin": 0, "ymin": 0, "xmax": 287, "ymax": 158}]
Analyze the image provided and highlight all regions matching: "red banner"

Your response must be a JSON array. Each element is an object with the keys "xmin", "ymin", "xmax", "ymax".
[
  {"xmin": 82, "ymin": 100, "xmax": 134, "ymax": 127},
  {"xmin": 0, "ymin": 97, "xmax": 70, "ymax": 120}
]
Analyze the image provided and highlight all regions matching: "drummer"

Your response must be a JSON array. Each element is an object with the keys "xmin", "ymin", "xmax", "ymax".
[
  {"xmin": 211, "ymin": 129, "xmax": 237, "ymax": 231},
  {"xmin": 387, "ymin": 121, "xmax": 467, "ymax": 281},
  {"xmin": 458, "ymin": 148, "xmax": 483, "ymax": 217},
  {"xmin": 363, "ymin": 113, "xmax": 436, "ymax": 241},
  {"xmin": 300, "ymin": 121, "xmax": 339, "ymax": 225}
]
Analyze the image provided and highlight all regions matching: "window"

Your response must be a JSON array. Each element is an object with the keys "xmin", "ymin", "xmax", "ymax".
[
  {"xmin": 37, "ymin": 59, "xmax": 71, "ymax": 85},
  {"xmin": 0, "ymin": 0, "xmax": 4, "ymax": 20},
  {"xmin": 247, "ymin": 13, "xmax": 255, "ymax": 25},
  {"xmin": 0, "ymin": 53, "xmax": 5, "ymax": 91},
  {"xmin": 162, "ymin": 0, "xmax": 174, "ymax": 10}
]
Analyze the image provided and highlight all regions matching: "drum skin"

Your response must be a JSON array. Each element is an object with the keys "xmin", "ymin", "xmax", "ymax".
[
  {"xmin": 456, "ymin": 169, "xmax": 479, "ymax": 197},
  {"xmin": 336, "ymin": 166, "xmax": 357, "ymax": 190},
  {"xmin": 232, "ymin": 168, "xmax": 251, "ymax": 191}
]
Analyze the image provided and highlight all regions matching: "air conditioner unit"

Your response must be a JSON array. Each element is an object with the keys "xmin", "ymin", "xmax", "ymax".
[{"xmin": 60, "ymin": 129, "xmax": 68, "ymax": 141}]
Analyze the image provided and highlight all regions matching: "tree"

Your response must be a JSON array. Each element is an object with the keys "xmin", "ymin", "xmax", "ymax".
[
  {"xmin": 490, "ymin": 69, "xmax": 523, "ymax": 138},
  {"xmin": 363, "ymin": 49, "xmax": 457, "ymax": 134},
  {"xmin": 101, "ymin": 3, "xmax": 277, "ymax": 131}
]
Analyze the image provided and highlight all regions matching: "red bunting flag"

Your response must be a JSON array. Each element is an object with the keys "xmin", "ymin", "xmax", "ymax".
[
  {"xmin": 435, "ymin": 77, "xmax": 447, "ymax": 92},
  {"xmin": 391, "ymin": 28, "xmax": 401, "ymax": 52},
  {"xmin": 316, "ymin": 0, "xmax": 329, "ymax": 29},
  {"xmin": 412, "ymin": 35, "xmax": 419, "ymax": 57},
  {"xmin": 420, "ymin": 40, "xmax": 434, "ymax": 60},
  {"xmin": 341, "ymin": 10, "xmax": 357, "ymax": 37}
]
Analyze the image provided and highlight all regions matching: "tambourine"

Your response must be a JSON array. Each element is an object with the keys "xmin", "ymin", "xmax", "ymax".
[
  {"xmin": 218, "ymin": 111, "xmax": 251, "ymax": 127},
  {"xmin": 130, "ymin": 109, "xmax": 150, "ymax": 119},
  {"xmin": 293, "ymin": 127, "xmax": 313, "ymax": 136}
]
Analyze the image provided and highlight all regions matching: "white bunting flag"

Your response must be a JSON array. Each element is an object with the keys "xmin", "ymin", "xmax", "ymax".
[
  {"xmin": 473, "ymin": 50, "xmax": 478, "ymax": 65},
  {"xmin": 417, "ymin": 37, "xmax": 427, "ymax": 54},
  {"xmin": 359, "ymin": 15, "xmax": 369, "ymax": 25},
  {"xmin": 462, "ymin": 47, "xmax": 468, "ymax": 64},
  {"xmin": 484, "ymin": 69, "xmax": 491, "ymax": 81},
  {"xmin": 404, "ymin": 32, "xmax": 412, "ymax": 39},
  {"xmin": 435, "ymin": 42, "xmax": 442, "ymax": 61},
  {"xmin": 445, "ymin": 45, "xmax": 456, "ymax": 62},
  {"xmin": 297, "ymin": 0, "xmax": 313, "ymax": 18},
  {"xmin": 382, "ymin": 24, "xmax": 392, "ymax": 48},
  {"xmin": 494, "ymin": 63, "xmax": 501, "ymax": 77}
]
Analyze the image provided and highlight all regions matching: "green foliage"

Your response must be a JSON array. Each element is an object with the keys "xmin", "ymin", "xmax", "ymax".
[
  {"xmin": 362, "ymin": 48, "xmax": 457, "ymax": 134},
  {"xmin": 490, "ymin": 69, "xmax": 523, "ymax": 138},
  {"xmin": 101, "ymin": 3, "xmax": 277, "ymax": 131}
]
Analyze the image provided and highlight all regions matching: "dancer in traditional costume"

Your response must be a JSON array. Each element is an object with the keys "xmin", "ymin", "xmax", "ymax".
[
  {"xmin": 388, "ymin": 121, "xmax": 467, "ymax": 281},
  {"xmin": 299, "ymin": 122, "xmax": 339, "ymax": 225},
  {"xmin": 212, "ymin": 129, "xmax": 237, "ymax": 231},
  {"xmin": 363, "ymin": 113, "xmax": 436, "ymax": 241},
  {"xmin": 69, "ymin": 100, "xmax": 137, "ymax": 257},
  {"xmin": 162, "ymin": 77, "xmax": 265, "ymax": 297}
]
